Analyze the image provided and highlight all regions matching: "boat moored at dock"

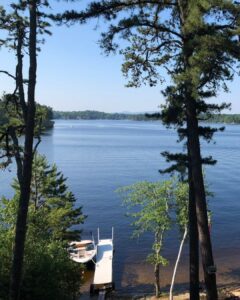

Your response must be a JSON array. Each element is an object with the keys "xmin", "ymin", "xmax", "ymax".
[{"xmin": 68, "ymin": 239, "xmax": 96, "ymax": 264}]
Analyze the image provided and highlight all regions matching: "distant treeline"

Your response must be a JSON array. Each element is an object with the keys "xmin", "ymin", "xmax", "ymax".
[
  {"xmin": 53, "ymin": 110, "xmax": 150, "ymax": 121},
  {"xmin": 206, "ymin": 114, "xmax": 240, "ymax": 124},
  {"xmin": 53, "ymin": 110, "xmax": 240, "ymax": 124}
]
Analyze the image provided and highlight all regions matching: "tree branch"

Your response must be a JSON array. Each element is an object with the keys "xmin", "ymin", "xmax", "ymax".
[
  {"xmin": 0, "ymin": 70, "xmax": 16, "ymax": 80},
  {"xmin": 33, "ymin": 135, "xmax": 41, "ymax": 156},
  {"xmin": 9, "ymin": 126, "xmax": 23, "ymax": 185}
]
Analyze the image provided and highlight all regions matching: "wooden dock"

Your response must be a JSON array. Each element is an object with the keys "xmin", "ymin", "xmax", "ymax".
[{"xmin": 90, "ymin": 228, "xmax": 114, "ymax": 297}]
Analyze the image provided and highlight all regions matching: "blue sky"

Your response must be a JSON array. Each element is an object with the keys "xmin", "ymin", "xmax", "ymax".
[{"xmin": 0, "ymin": 1, "xmax": 240, "ymax": 113}]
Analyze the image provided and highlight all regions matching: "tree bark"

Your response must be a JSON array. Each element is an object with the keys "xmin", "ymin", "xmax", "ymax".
[
  {"xmin": 186, "ymin": 98, "xmax": 217, "ymax": 300},
  {"xmin": 154, "ymin": 230, "xmax": 163, "ymax": 298},
  {"xmin": 188, "ymin": 175, "xmax": 199, "ymax": 300},
  {"xmin": 169, "ymin": 226, "xmax": 188, "ymax": 300},
  {"xmin": 9, "ymin": 1, "xmax": 37, "ymax": 299},
  {"xmin": 16, "ymin": 23, "xmax": 27, "ymax": 122},
  {"xmin": 179, "ymin": 2, "xmax": 218, "ymax": 294},
  {"xmin": 154, "ymin": 263, "xmax": 160, "ymax": 298},
  {"xmin": 9, "ymin": 127, "xmax": 23, "ymax": 187}
]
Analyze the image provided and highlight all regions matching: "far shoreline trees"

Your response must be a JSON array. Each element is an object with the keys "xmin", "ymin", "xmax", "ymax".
[{"xmin": 53, "ymin": 110, "xmax": 240, "ymax": 124}]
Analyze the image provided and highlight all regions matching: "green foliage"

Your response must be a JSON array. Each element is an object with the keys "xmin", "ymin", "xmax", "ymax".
[
  {"xmin": 0, "ymin": 155, "xmax": 85, "ymax": 300},
  {"xmin": 0, "ymin": 95, "xmax": 54, "ymax": 169},
  {"xmin": 118, "ymin": 180, "xmax": 173, "ymax": 295},
  {"xmin": 21, "ymin": 239, "xmax": 81, "ymax": 300},
  {"xmin": 0, "ymin": 2, "xmax": 51, "ymax": 50},
  {"xmin": 147, "ymin": 253, "xmax": 168, "ymax": 267},
  {"xmin": 119, "ymin": 181, "xmax": 172, "ymax": 237},
  {"xmin": 27, "ymin": 154, "xmax": 86, "ymax": 240},
  {"xmin": 36, "ymin": 104, "xmax": 54, "ymax": 130},
  {"xmin": 174, "ymin": 181, "xmax": 189, "ymax": 233},
  {"xmin": 0, "ymin": 1, "xmax": 53, "ymax": 170},
  {"xmin": 119, "ymin": 179, "xmax": 191, "ymax": 254},
  {"xmin": 118, "ymin": 179, "xmax": 192, "ymax": 296},
  {"xmin": 1, "ymin": 3, "xmax": 68, "ymax": 299},
  {"xmin": 0, "ymin": 95, "xmax": 54, "ymax": 130},
  {"xmin": 118, "ymin": 181, "xmax": 172, "ymax": 267}
]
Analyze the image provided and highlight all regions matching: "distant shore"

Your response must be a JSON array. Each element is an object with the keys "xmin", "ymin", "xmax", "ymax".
[{"xmin": 53, "ymin": 110, "xmax": 240, "ymax": 124}]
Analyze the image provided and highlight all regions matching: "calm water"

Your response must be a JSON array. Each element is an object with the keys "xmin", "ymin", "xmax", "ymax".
[{"xmin": 1, "ymin": 119, "xmax": 240, "ymax": 293}]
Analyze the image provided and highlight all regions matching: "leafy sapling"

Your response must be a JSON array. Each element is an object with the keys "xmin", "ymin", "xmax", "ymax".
[{"xmin": 118, "ymin": 180, "xmax": 173, "ymax": 297}]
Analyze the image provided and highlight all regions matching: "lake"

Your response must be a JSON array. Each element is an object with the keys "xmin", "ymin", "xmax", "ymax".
[{"xmin": 1, "ymin": 119, "xmax": 240, "ymax": 294}]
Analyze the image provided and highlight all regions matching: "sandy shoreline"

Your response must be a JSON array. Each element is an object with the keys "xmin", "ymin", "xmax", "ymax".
[
  {"xmin": 80, "ymin": 267, "xmax": 240, "ymax": 299},
  {"xmin": 80, "ymin": 285, "xmax": 240, "ymax": 299},
  {"xmin": 80, "ymin": 246, "xmax": 240, "ymax": 299},
  {"xmin": 115, "ymin": 285, "xmax": 240, "ymax": 299}
]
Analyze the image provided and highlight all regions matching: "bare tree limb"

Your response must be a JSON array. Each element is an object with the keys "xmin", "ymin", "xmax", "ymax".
[
  {"xmin": 9, "ymin": 126, "xmax": 23, "ymax": 185},
  {"xmin": 0, "ymin": 70, "xmax": 16, "ymax": 80},
  {"xmin": 33, "ymin": 135, "xmax": 41, "ymax": 156}
]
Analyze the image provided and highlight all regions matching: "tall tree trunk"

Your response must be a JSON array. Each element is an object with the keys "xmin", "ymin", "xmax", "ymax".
[
  {"xmin": 154, "ymin": 230, "xmax": 163, "ymax": 298},
  {"xmin": 16, "ymin": 24, "xmax": 27, "ymax": 122},
  {"xmin": 180, "ymin": 4, "xmax": 217, "ymax": 293},
  {"xmin": 154, "ymin": 263, "xmax": 160, "ymax": 298},
  {"xmin": 188, "ymin": 165, "xmax": 199, "ymax": 300},
  {"xmin": 169, "ymin": 226, "xmax": 188, "ymax": 300},
  {"xmin": 9, "ymin": 1, "xmax": 37, "ymax": 299},
  {"xmin": 186, "ymin": 99, "xmax": 217, "ymax": 300}
]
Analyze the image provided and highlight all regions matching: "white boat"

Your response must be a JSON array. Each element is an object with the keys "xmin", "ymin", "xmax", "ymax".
[{"xmin": 68, "ymin": 239, "xmax": 97, "ymax": 264}]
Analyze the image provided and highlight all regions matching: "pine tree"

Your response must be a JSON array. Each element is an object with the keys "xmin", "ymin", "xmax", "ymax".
[
  {"xmin": 12, "ymin": 154, "xmax": 86, "ymax": 241},
  {"xmin": 0, "ymin": 2, "xmax": 51, "ymax": 299},
  {"xmin": 0, "ymin": 155, "xmax": 85, "ymax": 300},
  {"xmin": 58, "ymin": 2, "xmax": 240, "ymax": 299}
]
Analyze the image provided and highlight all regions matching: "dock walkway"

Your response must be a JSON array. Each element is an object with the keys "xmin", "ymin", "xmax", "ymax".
[
  {"xmin": 94, "ymin": 239, "xmax": 113, "ymax": 286},
  {"xmin": 90, "ymin": 228, "xmax": 114, "ymax": 297}
]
